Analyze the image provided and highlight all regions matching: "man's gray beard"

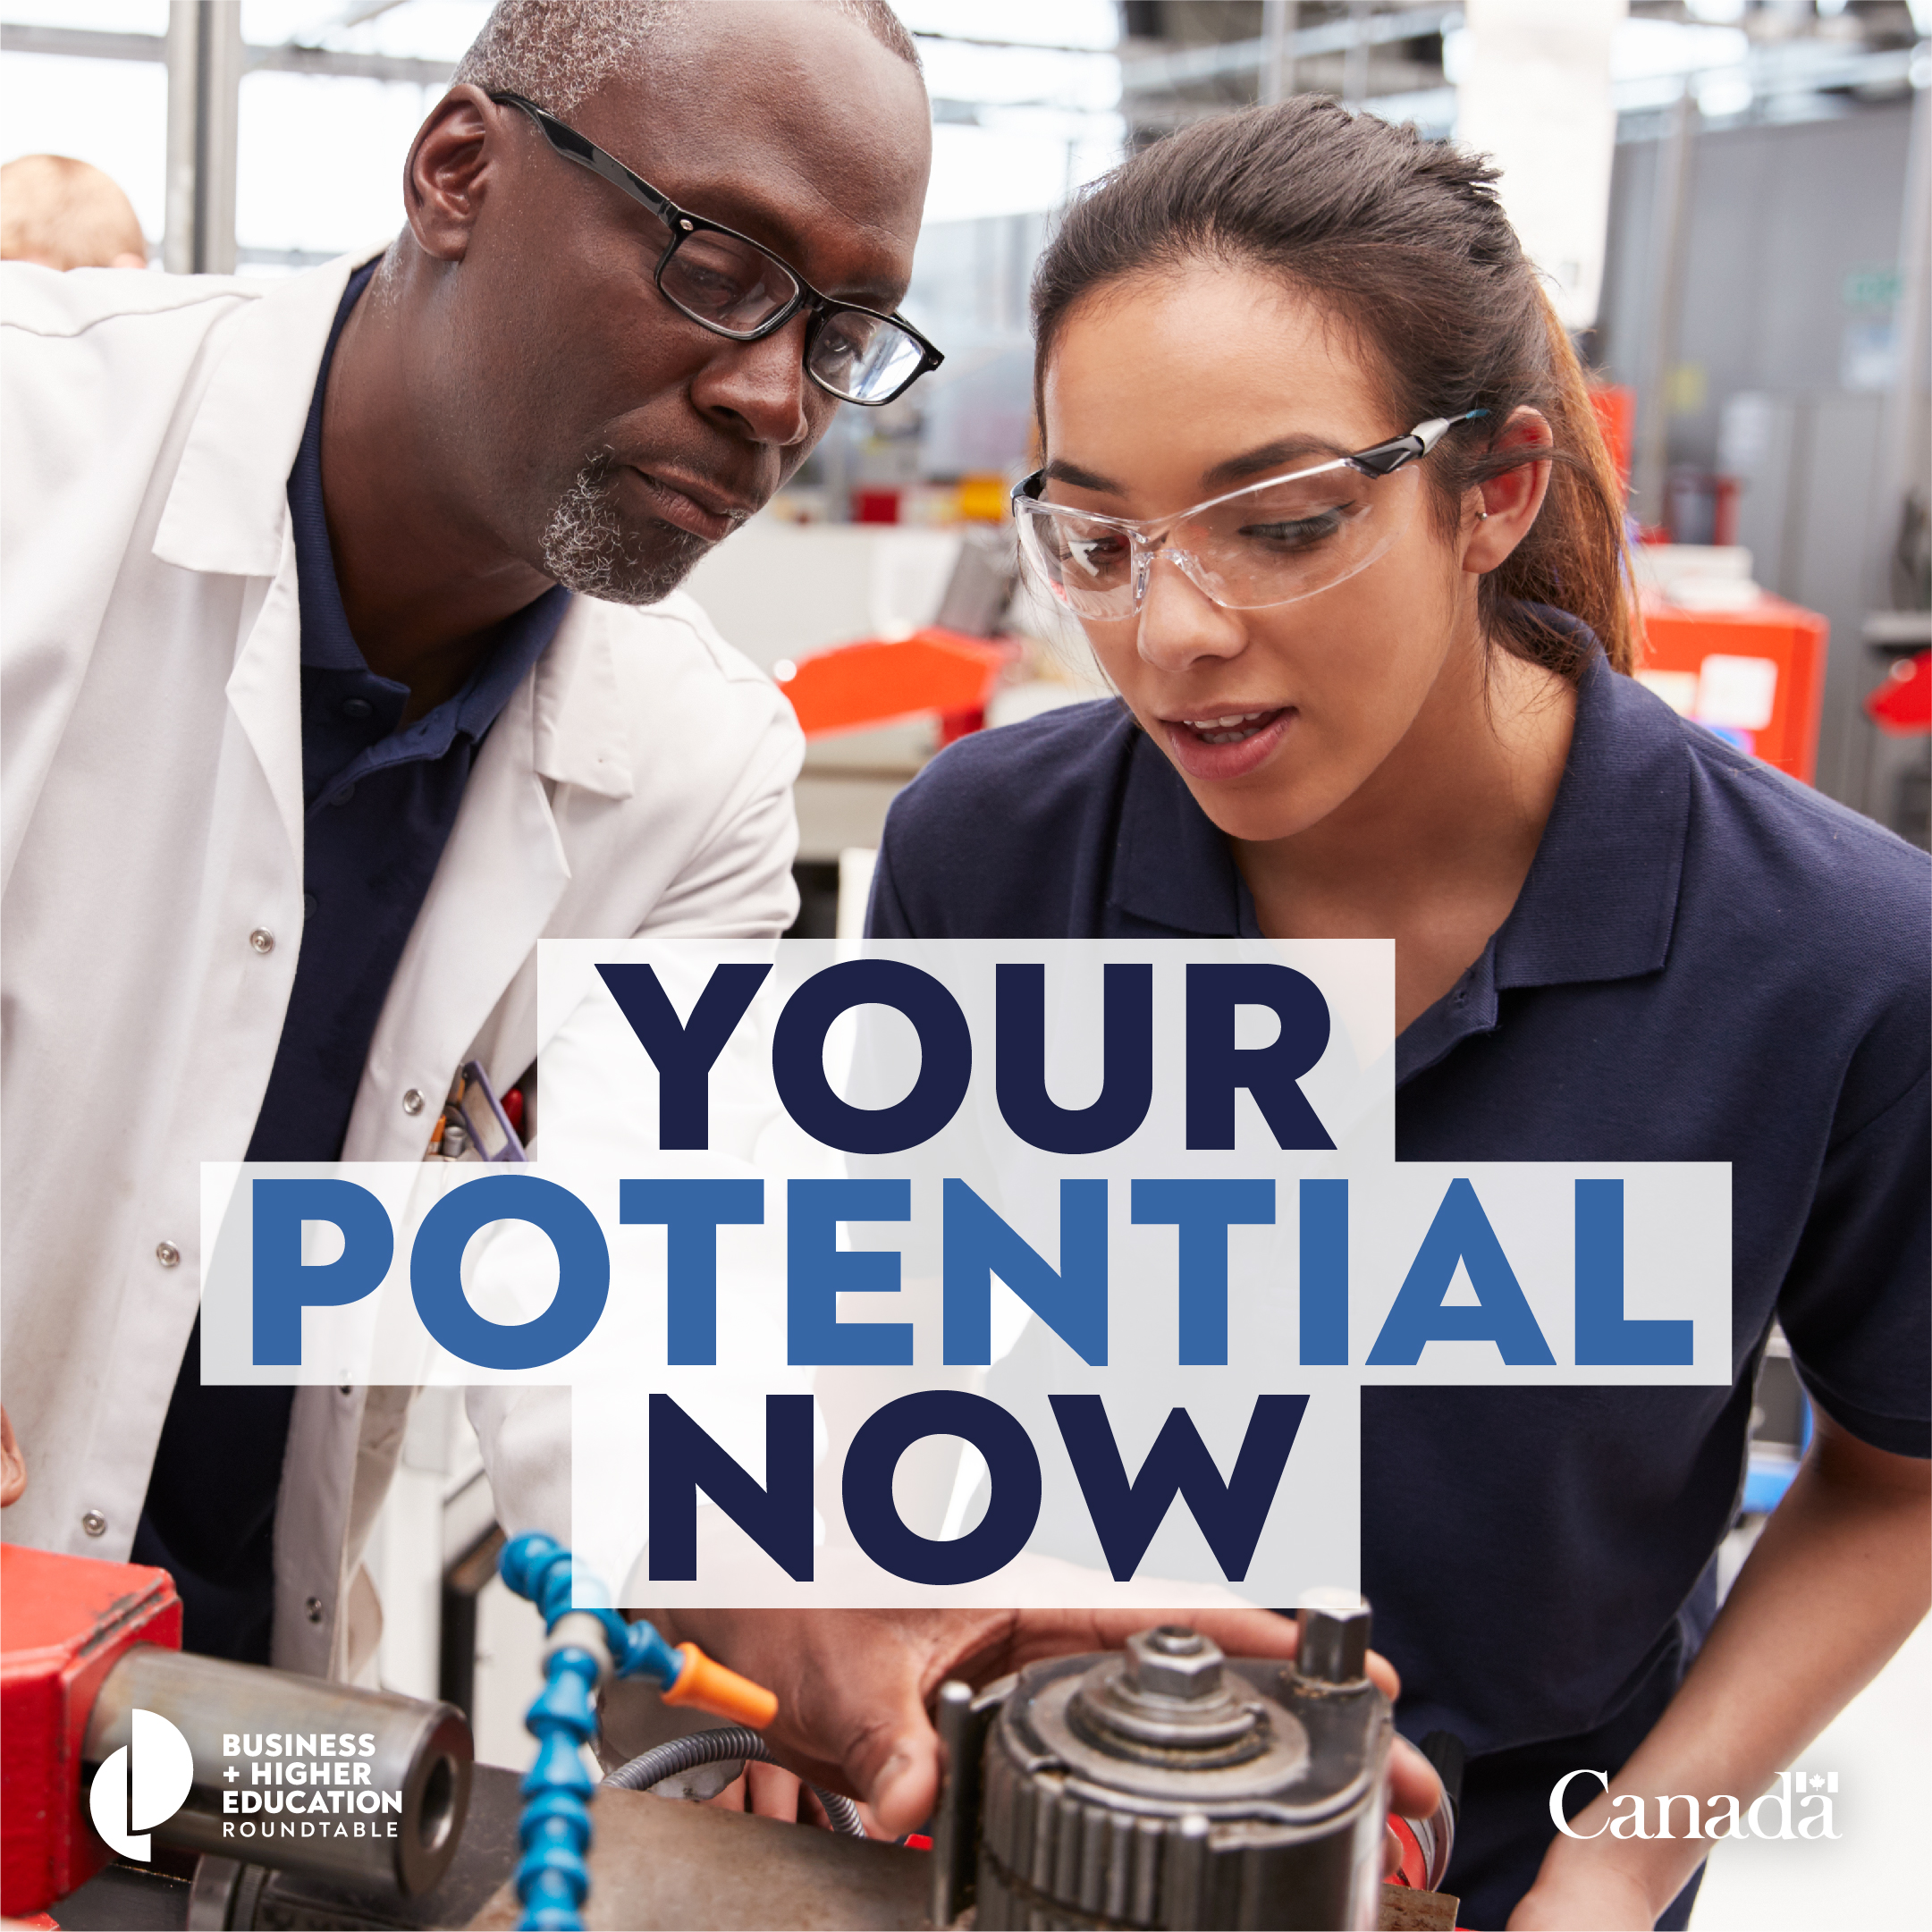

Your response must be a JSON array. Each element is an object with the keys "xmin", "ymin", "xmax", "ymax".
[{"xmin": 539, "ymin": 454, "xmax": 710, "ymax": 604}]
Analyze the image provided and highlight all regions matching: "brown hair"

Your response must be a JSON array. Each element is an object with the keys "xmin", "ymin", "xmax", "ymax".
[{"xmin": 1031, "ymin": 99, "xmax": 1636, "ymax": 677}]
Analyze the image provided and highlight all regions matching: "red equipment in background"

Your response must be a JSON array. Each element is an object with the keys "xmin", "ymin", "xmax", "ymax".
[
  {"xmin": 774, "ymin": 625, "xmax": 1014, "ymax": 745},
  {"xmin": 1, "ymin": 1542, "xmax": 182, "ymax": 1916},
  {"xmin": 1590, "ymin": 383, "xmax": 1634, "ymax": 498},
  {"xmin": 1637, "ymin": 592, "xmax": 1830, "ymax": 785},
  {"xmin": 1866, "ymin": 650, "xmax": 1932, "ymax": 735}
]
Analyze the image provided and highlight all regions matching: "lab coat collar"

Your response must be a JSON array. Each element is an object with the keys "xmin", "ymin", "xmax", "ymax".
[
  {"xmin": 152, "ymin": 242, "xmax": 637, "ymax": 805},
  {"xmin": 153, "ymin": 249, "xmax": 379, "ymax": 578},
  {"xmin": 530, "ymin": 595, "xmax": 637, "ymax": 801}
]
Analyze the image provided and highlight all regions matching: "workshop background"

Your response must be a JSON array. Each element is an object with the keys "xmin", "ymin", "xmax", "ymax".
[{"xmin": 3, "ymin": 5, "xmax": 1925, "ymax": 1928}]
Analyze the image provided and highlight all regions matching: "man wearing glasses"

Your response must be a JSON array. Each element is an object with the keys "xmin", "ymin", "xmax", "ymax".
[
  {"xmin": 4, "ymin": 0, "xmax": 1332, "ymax": 1853},
  {"xmin": 4, "ymin": 0, "xmax": 938, "ymax": 1754}
]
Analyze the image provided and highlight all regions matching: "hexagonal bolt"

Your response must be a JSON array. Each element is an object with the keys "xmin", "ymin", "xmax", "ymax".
[
  {"xmin": 1148, "ymin": 1625, "xmax": 1205, "ymax": 1655},
  {"xmin": 1295, "ymin": 1592, "xmax": 1372, "ymax": 1683},
  {"xmin": 1125, "ymin": 1625, "xmax": 1225, "ymax": 1700}
]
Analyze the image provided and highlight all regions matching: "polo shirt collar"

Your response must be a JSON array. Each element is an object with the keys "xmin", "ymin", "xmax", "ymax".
[
  {"xmin": 1110, "ymin": 721, "xmax": 1261, "ymax": 936},
  {"xmin": 1405, "ymin": 638, "xmax": 1692, "ymax": 1081},
  {"xmin": 1101, "ymin": 627, "xmax": 1692, "ymax": 1019},
  {"xmin": 1496, "ymin": 637, "xmax": 1690, "ymax": 987}
]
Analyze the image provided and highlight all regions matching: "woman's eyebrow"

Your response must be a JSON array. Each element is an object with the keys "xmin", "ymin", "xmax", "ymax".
[
  {"xmin": 1201, "ymin": 434, "xmax": 1349, "ymax": 490},
  {"xmin": 1042, "ymin": 456, "xmax": 1124, "ymax": 493}
]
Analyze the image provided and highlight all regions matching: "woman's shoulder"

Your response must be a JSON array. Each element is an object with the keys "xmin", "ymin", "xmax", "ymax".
[
  {"xmin": 1648, "ymin": 678, "xmax": 1929, "ymax": 944},
  {"xmin": 1601, "ymin": 671, "xmax": 1929, "ymax": 1075},
  {"xmin": 870, "ymin": 697, "xmax": 1139, "ymax": 937}
]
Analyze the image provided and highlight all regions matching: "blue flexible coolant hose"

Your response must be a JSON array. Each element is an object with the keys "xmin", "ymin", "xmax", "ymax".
[{"xmin": 496, "ymin": 1531, "xmax": 780, "ymax": 1932}]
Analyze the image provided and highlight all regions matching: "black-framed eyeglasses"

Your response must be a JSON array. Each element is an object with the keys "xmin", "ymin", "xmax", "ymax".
[{"xmin": 491, "ymin": 91, "xmax": 943, "ymax": 408}]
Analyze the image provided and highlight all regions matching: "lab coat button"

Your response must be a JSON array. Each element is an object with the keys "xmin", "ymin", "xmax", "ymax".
[
  {"xmin": 81, "ymin": 1510, "xmax": 106, "ymax": 1538},
  {"xmin": 156, "ymin": 1241, "xmax": 181, "ymax": 1268},
  {"xmin": 249, "ymin": 928, "xmax": 274, "ymax": 955},
  {"xmin": 306, "ymin": 1597, "xmax": 325, "ymax": 1624},
  {"xmin": 402, "ymin": 1088, "xmax": 425, "ymax": 1115}
]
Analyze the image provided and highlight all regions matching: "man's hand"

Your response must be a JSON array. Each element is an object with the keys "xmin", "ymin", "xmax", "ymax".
[
  {"xmin": 0, "ymin": 1407, "xmax": 24, "ymax": 1506},
  {"xmin": 653, "ymin": 1603, "xmax": 1441, "ymax": 1841}
]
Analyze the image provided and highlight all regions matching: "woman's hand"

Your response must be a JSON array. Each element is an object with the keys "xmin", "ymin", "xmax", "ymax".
[
  {"xmin": 1507, "ymin": 1404, "xmax": 1928, "ymax": 1931},
  {"xmin": 1506, "ymin": 1853, "xmax": 1658, "ymax": 1930}
]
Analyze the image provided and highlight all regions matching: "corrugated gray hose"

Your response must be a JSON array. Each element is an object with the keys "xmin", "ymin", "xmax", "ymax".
[{"xmin": 603, "ymin": 1725, "xmax": 867, "ymax": 1837}]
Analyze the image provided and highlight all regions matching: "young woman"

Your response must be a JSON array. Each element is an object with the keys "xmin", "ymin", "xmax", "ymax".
[{"xmin": 868, "ymin": 101, "xmax": 1929, "ymax": 1930}]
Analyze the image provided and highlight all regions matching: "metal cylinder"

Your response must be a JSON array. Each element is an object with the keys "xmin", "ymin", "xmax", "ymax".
[
  {"xmin": 969, "ymin": 1623, "xmax": 1391, "ymax": 1931},
  {"xmin": 84, "ymin": 1647, "xmax": 471, "ymax": 1897}
]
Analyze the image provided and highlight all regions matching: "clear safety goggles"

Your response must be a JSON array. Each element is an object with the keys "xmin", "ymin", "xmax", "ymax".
[{"xmin": 1011, "ymin": 412, "xmax": 1486, "ymax": 620}]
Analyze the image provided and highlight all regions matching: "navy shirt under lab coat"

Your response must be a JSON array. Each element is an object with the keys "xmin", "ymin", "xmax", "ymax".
[
  {"xmin": 869, "ymin": 645, "xmax": 1928, "ymax": 1924},
  {"xmin": 132, "ymin": 263, "xmax": 567, "ymax": 1663}
]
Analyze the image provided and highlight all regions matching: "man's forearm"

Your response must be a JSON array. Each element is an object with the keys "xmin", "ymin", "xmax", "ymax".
[{"xmin": 1521, "ymin": 1410, "xmax": 1929, "ymax": 1926}]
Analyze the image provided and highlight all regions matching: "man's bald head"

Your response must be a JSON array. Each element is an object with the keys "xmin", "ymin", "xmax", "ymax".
[
  {"xmin": 452, "ymin": 0, "xmax": 920, "ymax": 116},
  {"xmin": 1, "ymin": 155, "xmax": 147, "ymax": 271}
]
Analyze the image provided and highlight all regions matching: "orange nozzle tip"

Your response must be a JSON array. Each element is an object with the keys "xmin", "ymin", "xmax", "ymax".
[{"xmin": 661, "ymin": 1641, "xmax": 779, "ymax": 1729}]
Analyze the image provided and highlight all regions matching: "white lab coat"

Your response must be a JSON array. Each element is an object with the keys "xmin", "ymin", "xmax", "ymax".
[{"xmin": 0, "ymin": 253, "xmax": 805, "ymax": 1676}]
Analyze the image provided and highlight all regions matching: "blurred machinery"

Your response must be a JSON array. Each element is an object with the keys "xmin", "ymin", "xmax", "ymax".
[{"xmin": 7, "ymin": 1542, "xmax": 1454, "ymax": 1931}]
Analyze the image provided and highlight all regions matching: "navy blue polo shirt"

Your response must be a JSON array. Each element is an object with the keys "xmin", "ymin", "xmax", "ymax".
[
  {"xmin": 133, "ymin": 262, "xmax": 569, "ymax": 1662},
  {"xmin": 869, "ymin": 644, "xmax": 1928, "ymax": 1927}
]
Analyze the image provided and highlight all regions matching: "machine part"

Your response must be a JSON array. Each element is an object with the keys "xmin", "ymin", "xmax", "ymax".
[
  {"xmin": 51, "ymin": 1764, "xmax": 934, "ymax": 1931},
  {"xmin": 1294, "ymin": 1592, "xmax": 1371, "ymax": 1685},
  {"xmin": 645, "ymin": 1754, "xmax": 745, "ymax": 1803},
  {"xmin": 81, "ymin": 1645, "xmax": 472, "ymax": 1898},
  {"xmin": 928, "ymin": 1674, "xmax": 1007, "ymax": 1928},
  {"xmin": 0, "ymin": 1541, "xmax": 182, "ymax": 1916},
  {"xmin": 602, "ymin": 1725, "xmax": 867, "ymax": 1838},
  {"xmin": 958, "ymin": 1611, "xmax": 1395, "ymax": 1931},
  {"xmin": 1377, "ymin": 1884, "xmax": 1460, "ymax": 1932},
  {"xmin": 467, "ymin": 1781, "xmax": 933, "ymax": 1932},
  {"xmin": 153, "ymin": 1763, "xmax": 526, "ymax": 1931},
  {"xmin": 1396, "ymin": 1732, "xmax": 1464, "ymax": 1897}
]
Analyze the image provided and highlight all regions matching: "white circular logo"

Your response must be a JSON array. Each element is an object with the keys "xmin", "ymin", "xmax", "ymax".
[{"xmin": 89, "ymin": 1708, "xmax": 195, "ymax": 1860}]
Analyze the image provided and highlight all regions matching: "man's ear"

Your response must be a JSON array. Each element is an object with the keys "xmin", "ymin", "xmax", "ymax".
[
  {"xmin": 1460, "ymin": 406, "xmax": 1554, "ymax": 576},
  {"xmin": 403, "ymin": 86, "xmax": 506, "ymax": 263}
]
